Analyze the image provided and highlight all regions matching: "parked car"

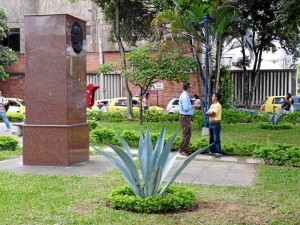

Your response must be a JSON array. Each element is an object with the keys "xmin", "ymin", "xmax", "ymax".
[
  {"xmin": 292, "ymin": 96, "xmax": 300, "ymax": 111},
  {"xmin": 260, "ymin": 95, "xmax": 300, "ymax": 113},
  {"xmin": 107, "ymin": 97, "xmax": 164, "ymax": 113},
  {"xmin": 91, "ymin": 99, "xmax": 112, "ymax": 112},
  {"xmin": 6, "ymin": 98, "xmax": 25, "ymax": 114},
  {"xmin": 166, "ymin": 98, "xmax": 197, "ymax": 114}
]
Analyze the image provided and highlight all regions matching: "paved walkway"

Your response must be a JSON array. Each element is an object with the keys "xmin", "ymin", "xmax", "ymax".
[{"xmin": 0, "ymin": 123, "xmax": 259, "ymax": 186}]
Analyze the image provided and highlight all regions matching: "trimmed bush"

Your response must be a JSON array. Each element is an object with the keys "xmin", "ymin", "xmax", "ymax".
[
  {"xmin": 5, "ymin": 113, "xmax": 24, "ymax": 122},
  {"xmin": 253, "ymin": 144, "xmax": 300, "ymax": 167},
  {"xmin": 90, "ymin": 128, "xmax": 119, "ymax": 145},
  {"xmin": 259, "ymin": 122, "xmax": 292, "ymax": 130},
  {"xmin": 0, "ymin": 136, "xmax": 18, "ymax": 151},
  {"xmin": 281, "ymin": 111, "xmax": 300, "ymax": 124},
  {"xmin": 87, "ymin": 120, "xmax": 98, "ymax": 131},
  {"xmin": 109, "ymin": 185, "xmax": 196, "ymax": 213}
]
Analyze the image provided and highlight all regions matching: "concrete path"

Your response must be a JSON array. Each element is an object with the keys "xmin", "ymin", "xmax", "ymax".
[{"xmin": 0, "ymin": 122, "xmax": 258, "ymax": 186}]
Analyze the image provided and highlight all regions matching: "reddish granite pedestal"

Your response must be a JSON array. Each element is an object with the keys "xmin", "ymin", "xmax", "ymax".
[{"xmin": 23, "ymin": 14, "xmax": 89, "ymax": 166}]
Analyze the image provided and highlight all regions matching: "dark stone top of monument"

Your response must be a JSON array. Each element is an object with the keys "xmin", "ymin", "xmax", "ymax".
[{"xmin": 71, "ymin": 22, "xmax": 83, "ymax": 54}]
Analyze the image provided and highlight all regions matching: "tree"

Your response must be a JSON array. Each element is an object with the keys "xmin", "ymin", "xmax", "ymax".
[
  {"xmin": 228, "ymin": 0, "xmax": 300, "ymax": 108},
  {"xmin": 125, "ymin": 44, "xmax": 195, "ymax": 124},
  {"xmin": 0, "ymin": 8, "xmax": 17, "ymax": 81},
  {"xmin": 91, "ymin": 0, "xmax": 159, "ymax": 121},
  {"xmin": 152, "ymin": 0, "xmax": 237, "ymax": 109}
]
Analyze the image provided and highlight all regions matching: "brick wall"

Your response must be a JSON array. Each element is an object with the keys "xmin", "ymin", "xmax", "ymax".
[
  {"xmin": 128, "ymin": 74, "xmax": 203, "ymax": 110},
  {"xmin": 0, "ymin": 74, "xmax": 25, "ymax": 99}
]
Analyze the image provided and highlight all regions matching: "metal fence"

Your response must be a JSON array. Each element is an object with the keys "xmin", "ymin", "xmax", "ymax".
[
  {"xmin": 231, "ymin": 69, "xmax": 298, "ymax": 106},
  {"xmin": 87, "ymin": 73, "xmax": 123, "ymax": 100}
]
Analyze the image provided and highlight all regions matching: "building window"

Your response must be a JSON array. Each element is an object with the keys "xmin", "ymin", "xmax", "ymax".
[
  {"xmin": 86, "ymin": 26, "xmax": 91, "ymax": 35},
  {"xmin": 1, "ymin": 28, "xmax": 20, "ymax": 52}
]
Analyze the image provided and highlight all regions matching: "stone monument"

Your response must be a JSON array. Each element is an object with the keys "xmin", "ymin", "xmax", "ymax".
[{"xmin": 23, "ymin": 14, "xmax": 89, "ymax": 166}]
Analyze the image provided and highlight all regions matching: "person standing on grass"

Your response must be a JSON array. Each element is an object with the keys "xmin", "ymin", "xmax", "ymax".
[
  {"xmin": 206, "ymin": 93, "xmax": 222, "ymax": 157},
  {"xmin": 178, "ymin": 82, "xmax": 198, "ymax": 156},
  {"xmin": 0, "ymin": 90, "xmax": 11, "ymax": 132}
]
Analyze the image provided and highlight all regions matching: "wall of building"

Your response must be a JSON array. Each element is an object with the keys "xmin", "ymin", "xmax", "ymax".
[{"xmin": 128, "ymin": 74, "xmax": 202, "ymax": 109}]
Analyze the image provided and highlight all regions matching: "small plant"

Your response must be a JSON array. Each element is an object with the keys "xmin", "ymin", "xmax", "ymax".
[
  {"xmin": 0, "ymin": 136, "xmax": 19, "ymax": 151},
  {"xmin": 110, "ymin": 185, "xmax": 196, "ymax": 213},
  {"xmin": 94, "ymin": 125, "xmax": 211, "ymax": 198}
]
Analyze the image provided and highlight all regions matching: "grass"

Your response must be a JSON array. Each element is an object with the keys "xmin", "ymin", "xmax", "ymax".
[
  {"xmin": 2, "ymin": 121, "xmax": 300, "ymax": 160},
  {"xmin": 0, "ymin": 121, "xmax": 299, "ymax": 224},
  {"xmin": 0, "ymin": 165, "xmax": 299, "ymax": 224}
]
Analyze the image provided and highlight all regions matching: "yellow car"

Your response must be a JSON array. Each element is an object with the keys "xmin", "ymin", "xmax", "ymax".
[
  {"xmin": 7, "ymin": 98, "xmax": 25, "ymax": 114},
  {"xmin": 260, "ymin": 96, "xmax": 285, "ymax": 113},
  {"xmin": 107, "ymin": 97, "xmax": 164, "ymax": 113}
]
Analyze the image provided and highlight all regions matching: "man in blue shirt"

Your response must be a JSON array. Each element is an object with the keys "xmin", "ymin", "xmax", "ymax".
[{"xmin": 179, "ymin": 83, "xmax": 199, "ymax": 156}]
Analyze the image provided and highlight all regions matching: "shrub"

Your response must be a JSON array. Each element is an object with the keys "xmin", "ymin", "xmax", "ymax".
[
  {"xmin": 259, "ymin": 122, "xmax": 292, "ymax": 130},
  {"xmin": 5, "ymin": 113, "xmax": 24, "ymax": 122},
  {"xmin": 189, "ymin": 137, "xmax": 209, "ymax": 153},
  {"xmin": 0, "ymin": 136, "xmax": 18, "ymax": 151},
  {"xmin": 110, "ymin": 185, "xmax": 196, "ymax": 213},
  {"xmin": 120, "ymin": 130, "xmax": 140, "ymax": 147},
  {"xmin": 253, "ymin": 144, "xmax": 300, "ymax": 167},
  {"xmin": 222, "ymin": 142, "xmax": 262, "ymax": 156},
  {"xmin": 91, "ymin": 128, "xmax": 118, "ymax": 145},
  {"xmin": 281, "ymin": 111, "xmax": 300, "ymax": 124},
  {"xmin": 87, "ymin": 120, "xmax": 98, "ymax": 131}
]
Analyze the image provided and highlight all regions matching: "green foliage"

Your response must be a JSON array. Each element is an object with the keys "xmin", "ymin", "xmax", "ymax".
[
  {"xmin": 0, "ymin": 136, "xmax": 18, "ymax": 151},
  {"xmin": 281, "ymin": 111, "xmax": 300, "ymax": 124},
  {"xmin": 87, "ymin": 120, "xmax": 98, "ymax": 131},
  {"xmin": 219, "ymin": 67, "xmax": 234, "ymax": 108},
  {"xmin": 120, "ymin": 130, "xmax": 139, "ymax": 147},
  {"xmin": 5, "ymin": 113, "xmax": 24, "ymax": 122},
  {"xmin": 0, "ymin": 8, "xmax": 18, "ymax": 80},
  {"xmin": 110, "ymin": 185, "xmax": 196, "ymax": 213},
  {"xmin": 94, "ymin": 126, "xmax": 211, "ymax": 198},
  {"xmin": 90, "ymin": 128, "xmax": 116, "ymax": 145},
  {"xmin": 221, "ymin": 109, "xmax": 266, "ymax": 124},
  {"xmin": 253, "ymin": 144, "xmax": 300, "ymax": 167},
  {"xmin": 222, "ymin": 141, "xmax": 262, "ymax": 156},
  {"xmin": 259, "ymin": 122, "xmax": 292, "ymax": 130}
]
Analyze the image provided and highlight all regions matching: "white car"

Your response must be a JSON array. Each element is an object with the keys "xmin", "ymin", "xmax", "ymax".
[
  {"xmin": 166, "ymin": 98, "xmax": 196, "ymax": 114},
  {"xmin": 91, "ymin": 99, "xmax": 112, "ymax": 112}
]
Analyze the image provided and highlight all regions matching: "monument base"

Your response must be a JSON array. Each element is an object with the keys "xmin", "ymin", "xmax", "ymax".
[
  {"xmin": 23, "ymin": 123, "xmax": 89, "ymax": 166},
  {"xmin": 201, "ymin": 127, "xmax": 209, "ymax": 136}
]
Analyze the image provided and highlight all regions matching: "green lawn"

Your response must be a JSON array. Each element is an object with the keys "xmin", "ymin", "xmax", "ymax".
[
  {"xmin": 0, "ymin": 165, "xmax": 299, "ymax": 224},
  {"xmin": 0, "ymin": 122, "xmax": 299, "ymax": 224}
]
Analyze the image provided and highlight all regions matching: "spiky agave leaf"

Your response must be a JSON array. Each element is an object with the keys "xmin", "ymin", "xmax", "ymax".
[
  {"xmin": 115, "ymin": 132, "xmax": 133, "ymax": 161},
  {"xmin": 150, "ymin": 125, "xmax": 166, "ymax": 170},
  {"xmin": 158, "ymin": 144, "xmax": 212, "ymax": 196},
  {"xmin": 94, "ymin": 146, "xmax": 144, "ymax": 198}
]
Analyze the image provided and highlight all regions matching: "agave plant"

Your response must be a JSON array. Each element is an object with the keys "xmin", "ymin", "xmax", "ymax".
[
  {"xmin": 268, "ymin": 105, "xmax": 287, "ymax": 124},
  {"xmin": 93, "ymin": 125, "xmax": 211, "ymax": 198}
]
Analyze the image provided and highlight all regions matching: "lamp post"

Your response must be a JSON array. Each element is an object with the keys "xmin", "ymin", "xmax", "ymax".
[
  {"xmin": 200, "ymin": 14, "xmax": 213, "ymax": 134},
  {"xmin": 87, "ymin": 8, "xmax": 104, "ymax": 99}
]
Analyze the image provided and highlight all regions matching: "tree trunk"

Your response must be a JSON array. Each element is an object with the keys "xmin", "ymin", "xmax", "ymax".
[
  {"xmin": 240, "ymin": 37, "xmax": 249, "ymax": 108},
  {"xmin": 190, "ymin": 38, "xmax": 205, "ymax": 112},
  {"xmin": 249, "ymin": 48, "xmax": 263, "ymax": 107},
  {"xmin": 115, "ymin": 3, "xmax": 133, "ymax": 120},
  {"xmin": 214, "ymin": 37, "xmax": 222, "ymax": 93}
]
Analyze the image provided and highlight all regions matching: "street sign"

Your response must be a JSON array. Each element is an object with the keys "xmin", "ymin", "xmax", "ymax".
[{"xmin": 153, "ymin": 83, "xmax": 163, "ymax": 90}]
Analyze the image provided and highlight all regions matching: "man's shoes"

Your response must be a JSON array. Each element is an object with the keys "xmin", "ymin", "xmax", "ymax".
[
  {"xmin": 208, "ymin": 152, "xmax": 215, "ymax": 156},
  {"xmin": 179, "ymin": 151, "xmax": 190, "ymax": 157},
  {"xmin": 6, "ymin": 129, "xmax": 10, "ymax": 132},
  {"xmin": 214, "ymin": 153, "xmax": 222, "ymax": 158}
]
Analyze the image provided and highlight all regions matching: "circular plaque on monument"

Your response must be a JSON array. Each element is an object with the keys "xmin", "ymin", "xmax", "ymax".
[{"xmin": 71, "ymin": 22, "xmax": 83, "ymax": 54}]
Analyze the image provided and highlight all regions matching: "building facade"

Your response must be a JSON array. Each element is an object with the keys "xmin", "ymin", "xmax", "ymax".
[{"xmin": 0, "ymin": 0, "xmax": 298, "ymax": 109}]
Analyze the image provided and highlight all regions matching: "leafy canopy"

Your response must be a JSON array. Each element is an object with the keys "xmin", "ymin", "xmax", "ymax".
[{"xmin": 0, "ymin": 7, "xmax": 17, "ymax": 80}]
